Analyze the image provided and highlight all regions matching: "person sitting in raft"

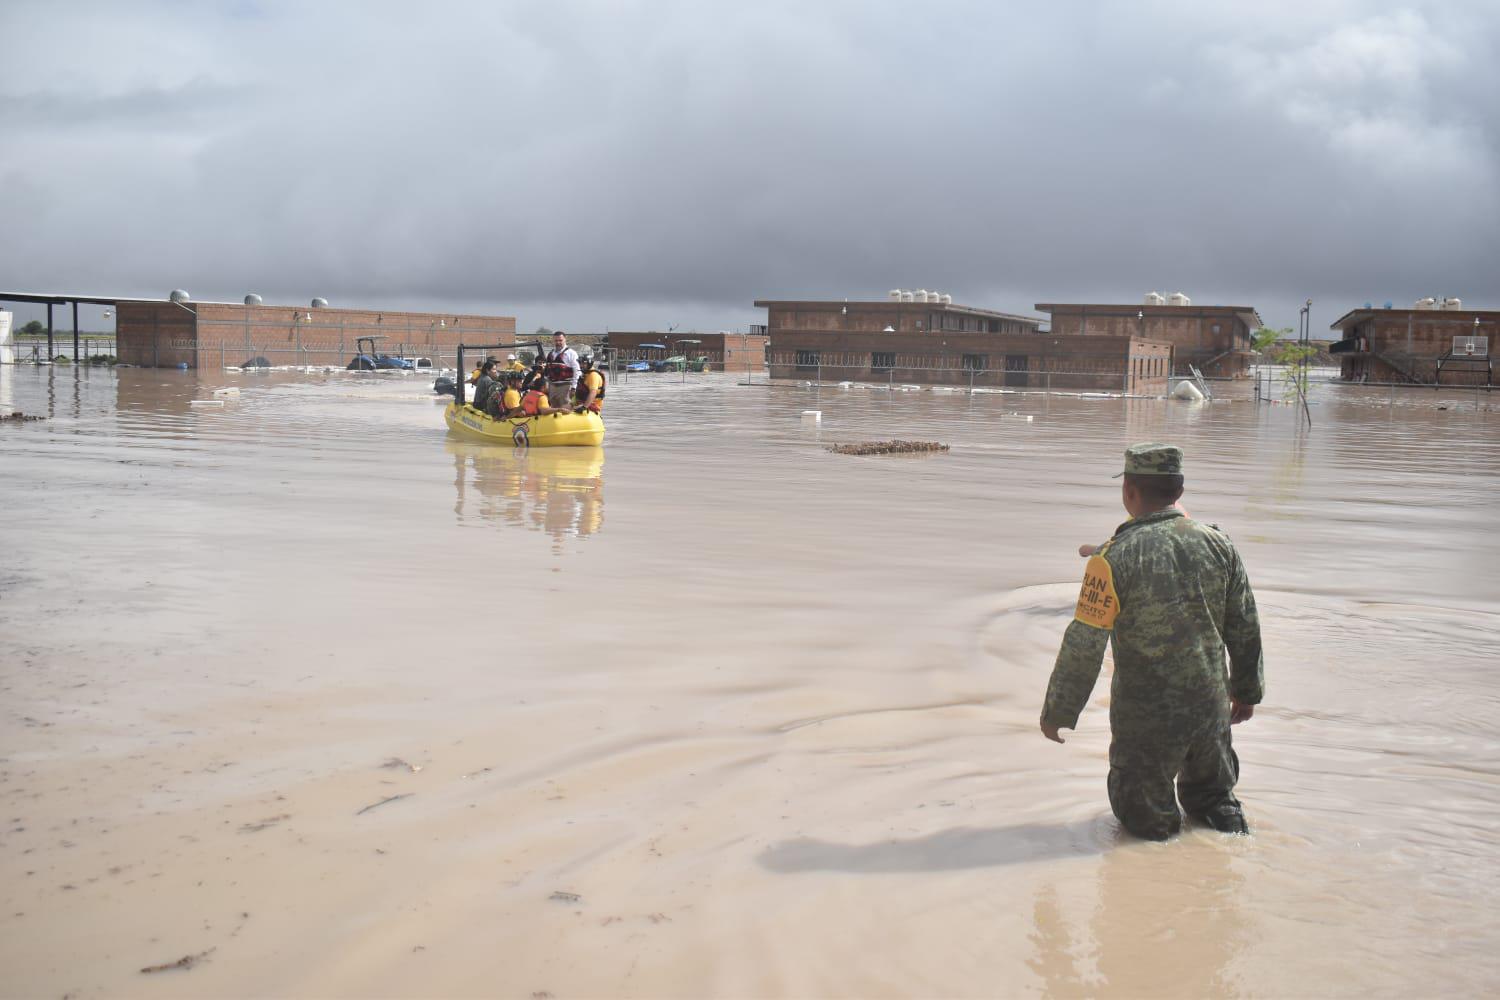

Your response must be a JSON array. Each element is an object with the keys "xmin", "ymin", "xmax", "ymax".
[
  {"xmin": 573, "ymin": 353, "xmax": 606, "ymax": 414},
  {"xmin": 519, "ymin": 377, "xmax": 563, "ymax": 417},
  {"xmin": 495, "ymin": 370, "xmax": 525, "ymax": 417},
  {"xmin": 471, "ymin": 359, "xmax": 499, "ymax": 413},
  {"xmin": 469, "ymin": 356, "xmax": 496, "ymax": 387},
  {"xmin": 522, "ymin": 364, "xmax": 547, "ymax": 393}
]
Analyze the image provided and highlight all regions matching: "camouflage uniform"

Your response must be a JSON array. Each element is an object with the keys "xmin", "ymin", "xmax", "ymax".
[{"xmin": 1042, "ymin": 444, "xmax": 1264, "ymax": 840}]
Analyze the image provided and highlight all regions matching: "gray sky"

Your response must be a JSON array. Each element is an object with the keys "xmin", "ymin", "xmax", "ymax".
[{"xmin": 2, "ymin": 0, "xmax": 1496, "ymax": 334}]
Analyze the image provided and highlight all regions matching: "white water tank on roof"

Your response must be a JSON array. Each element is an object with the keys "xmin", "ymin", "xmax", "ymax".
[
  {"xmin": 1169, "ymin": 292, "xmax": 1191, "ymax": 307},
  {"xmin": 940, "ymin": 293, "xmax": 953, "ymax": 305},
  {"xmin": 1443, "ymin": 297, "xmax": 1463, "ymax": 310},
  {"xmin": 915, "ymin": 289, "xmax": 930, "ymax": 302},
  {"xmin": 889, "ymin": 289, "xmax": 903, "ymax": 301},
  {"xmin": 244, "ymin": 293, "xmax": 263, "ymax": 306},
  {"xmin": 169, "ymin": 288, "xmax": 191, "ymax": 303},
  {"xmin": 901, "ymin": 291, "xmax": 915, "ymax": 302},
  {"xmin": 1415, "ymin": 297, "xmax": 1437, "ymax": 309},
  {"xmin": 311, "ymin": 297, "xmax": 329, "ymax": 308},
  {"xmin": 1144, "ymin": 291, "xmax": 1166, "ymax": 306}
]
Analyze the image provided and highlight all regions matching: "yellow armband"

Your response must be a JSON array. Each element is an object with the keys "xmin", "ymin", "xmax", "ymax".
[{"xmin": 1074, "ymin": 554, "xmax": 1120, "ymax": 629}]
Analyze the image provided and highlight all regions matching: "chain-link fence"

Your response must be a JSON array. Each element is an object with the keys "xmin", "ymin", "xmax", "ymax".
[
  {"xmin": 763, "ymin": 350, "xmax": 1170, "ymax": 394},
  {"xmin": 9, "ymin": 336, "xmax": 118, "ymax": 364}
]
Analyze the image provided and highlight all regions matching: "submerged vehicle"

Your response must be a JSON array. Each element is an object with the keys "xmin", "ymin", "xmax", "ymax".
[
  {"xmin": 347, "ymin": 336, "xmax": 415, "ymax": 371},
  {"xmin": 630, "ymin": 342, "xmax": 667, "ymax": 372},
  {"xmin": 652, "ymin": 339, "xmax": 710, "ymax": 372}
]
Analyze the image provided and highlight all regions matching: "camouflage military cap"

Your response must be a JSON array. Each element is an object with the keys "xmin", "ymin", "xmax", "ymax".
[{"xmin": 1112, "ymin": 443, "xmax": 1184, "ymax": 477}]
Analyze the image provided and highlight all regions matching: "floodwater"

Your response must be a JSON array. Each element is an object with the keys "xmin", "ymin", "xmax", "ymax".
[{"xmin": 2, "ymin": 363, "xmax": 1498, "ymax": 998}]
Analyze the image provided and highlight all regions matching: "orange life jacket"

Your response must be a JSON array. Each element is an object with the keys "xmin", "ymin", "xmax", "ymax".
[{"xmin": 521, "ymin": 389, "xmax": 547, "ymax": 416}]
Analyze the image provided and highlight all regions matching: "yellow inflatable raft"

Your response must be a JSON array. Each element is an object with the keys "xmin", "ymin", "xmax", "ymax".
[{"xmin": 443, "ymin": 401, "xmax": 605, "ymax": 447}]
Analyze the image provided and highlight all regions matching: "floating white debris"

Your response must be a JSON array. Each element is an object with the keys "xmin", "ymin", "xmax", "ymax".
[
  {"xmin": 801, "ymin": 410, "xmax": 822, "ymax": 425},
  {"xmin": 212, "ymin": 387, "xmax": 240, "ymax": 398},
  {"xmin": 189, "ymin": 399, "xmax": 224, "ymax": 407},
  {"xmin": 1171, "ymin": 380, "xmax": 1205, "ymax": 401}
]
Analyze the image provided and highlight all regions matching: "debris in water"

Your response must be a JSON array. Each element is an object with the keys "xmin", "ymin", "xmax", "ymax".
[
  {"xmin": 2, "ymin": 412, "xmax": 44, "ymax": 422},
  {"xmin": 828, "ymin": 440, "xmax": 949, "ymax": 456},
  {"xmin": 380, "ymin": 757, "xmax": 423, "ymax": 773},
  {"xmin": 238, "ymin": 814, "xmax": 290, "ymax": 833},
  {"xmin": 140, "ymin": 947, "xmax": 215, "ymax": 974},
  {"xmin": 356, "ymin": 793, "xmax": 414, "ymax": 816},
  {"xmin": 549, "ymin": 891, "xmax": 582, "ymax": 903}
]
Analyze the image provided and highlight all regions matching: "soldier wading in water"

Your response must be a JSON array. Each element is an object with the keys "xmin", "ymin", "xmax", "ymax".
[{"xmin": 1041, "ymin": 444, "xmax": 1264, "ymax": 840}]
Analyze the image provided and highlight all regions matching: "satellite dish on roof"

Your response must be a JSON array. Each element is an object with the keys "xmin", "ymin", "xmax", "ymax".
[
  {"xmin": 169, "ymin": 289, "xmax": 191, "ymax": 303},
  {"xmin": 310, "ymin": 297, "xmax": 329, "ymax": 308},
  {"xmin": 244, "ymin": 293, "xmax": 263, "ymax": 306}
]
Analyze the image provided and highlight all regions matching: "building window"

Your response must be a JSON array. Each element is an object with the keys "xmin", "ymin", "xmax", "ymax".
[
  {"xmin": 795, "ymin": 350, "xmax": 820, "ymax": 371},
  {"xmin": 962, "ymin": 353, "xmax": 989, "ymax": 372},
  {"xmin": 871, "ymin": 351, "xmax": 895, "ymax": 372}
]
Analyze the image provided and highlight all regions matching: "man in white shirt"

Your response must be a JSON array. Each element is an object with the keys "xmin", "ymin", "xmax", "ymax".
[{"xmin": 544, "ymin": 331, "xmax": 581, "ymax": 408}]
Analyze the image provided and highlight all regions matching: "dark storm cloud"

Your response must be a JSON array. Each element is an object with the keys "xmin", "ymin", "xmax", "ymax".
[{"xmin": 1, "ymin": 0, "xmax": 1496, "ymax": 331}]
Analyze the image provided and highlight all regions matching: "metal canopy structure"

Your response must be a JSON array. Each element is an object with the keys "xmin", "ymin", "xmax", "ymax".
[
  {"xmin": 0, "ymin": 290, "xmax": 175, "ymax": 363},
  {"xmin": 454, "ymin": 340, "xmax": 543, "ymax": 406},
  {"xmin": 0, "ymin": 291, "xmax": 170, "ymax": 307}
]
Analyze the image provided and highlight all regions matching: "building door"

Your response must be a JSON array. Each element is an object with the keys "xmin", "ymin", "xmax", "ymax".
[{"xmin": 1005, "ymin": 354, "xmax": 1029, "ymax": 387}]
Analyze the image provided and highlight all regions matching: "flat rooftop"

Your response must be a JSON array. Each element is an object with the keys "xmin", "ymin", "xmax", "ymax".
[
  {"xmin": 1036, "ymin": 302, "xmax": 1262, "ymax": 327},
  {"xmin": 754, "ymin": 299, "xmax": 1042, "ymax": 325},
  {"xmin": 1329, "ymin": 306, "xmax": 1500, "ymax": 330}
]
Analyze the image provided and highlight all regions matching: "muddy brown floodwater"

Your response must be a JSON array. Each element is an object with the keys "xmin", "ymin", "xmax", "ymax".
[{"xmin": 2, "ymin": 364, "xmax": 1498, "ymax": 998}]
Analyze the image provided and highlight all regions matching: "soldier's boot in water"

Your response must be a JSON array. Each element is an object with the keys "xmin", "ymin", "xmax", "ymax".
[
  {"xmin": 1187, "ymin": 800, "xmax": 1250, "ymax": 835},
  {"xmin": 1177, "ymin": 724, "xmax": 1247, "ymax": 834}
]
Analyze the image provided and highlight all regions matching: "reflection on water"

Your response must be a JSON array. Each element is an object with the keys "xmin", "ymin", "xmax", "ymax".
[
  {"xmin": 447, "ymin": 439, "xmax": 604, "ymax": 542},
  {"xmin": 1, "ymin": 365, "xmax": 1497, "ymax": 998},
  {"xmin": 1027, "ymin": 840, "xmax": 1245, "ymax": 998}
]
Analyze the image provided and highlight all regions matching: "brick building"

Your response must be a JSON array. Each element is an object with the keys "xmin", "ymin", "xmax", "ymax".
[
  {"xmin": 1329, "ymin": 302, "xmax": 1496, "ymax": 385},
  {"xmin": 1036, "ymin": 301, "xmax": 1261, "ymax": 378},
  {"xmin": 758, "ymin": 296, "xmax": 1041, "ymax": 339},
  {"xmin": 115, "ymin": 298, "xmax": 516, "ymax": 369},
  {"xmin": 605, "ymin": 330, "xmax": 768, "ymax": 372},
  {"xmin": 756, "ymin": 297, "xmax": 1172, "ymax": 394}
]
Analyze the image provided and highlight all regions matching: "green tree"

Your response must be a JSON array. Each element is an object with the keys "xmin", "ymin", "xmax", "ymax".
[
  {"xmin": 1252, "ymin": 326, "xmax": 1291, "ymax": 353},
  {"xmin": 19, "ymin": 319, "xmax": 45, "ymax": 336},
  {"xmin": 1266, "ymin": 342, "xmax": 1317, "ymax": 408}
]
